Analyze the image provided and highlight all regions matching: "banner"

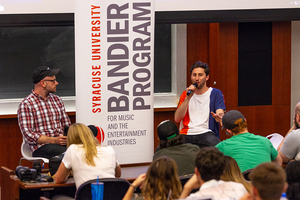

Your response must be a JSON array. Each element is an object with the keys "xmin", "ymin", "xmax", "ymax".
[{"xmin": 75, "ymin": 0, "xmax": 154, "ymax": 164}]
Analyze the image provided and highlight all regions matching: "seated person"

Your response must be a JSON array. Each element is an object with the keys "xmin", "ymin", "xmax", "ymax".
[
  {"xmin": 123, "ymin": 156, "xmax": 182, "ymax": 200},
  {"xmin": 240, "ymin": 162, "xmax": 287, "ymax": 200},
  {"xmin": 153, "ymin": 120, "xmax": 200, "ymax": 176},
  {"xmin": 54, "ymin": 123, "xmax": 121, "ymax": 189},
  {"xmin": 179, "ymin": 147, "xmax": 247, "ymax": 200},
  {"xmin": 216, "ymin": 110, "xmax": 282, "ymax": 172},
  {"xmin": 17, "ymin": 66, "xmax": 71, "ymax": 159},
  {"xmin": 278, "ymin": 102, "xmax": 300, "ymax": 163},
  {"xmin": 285, "ymin": 161, "xmax": 300, "ymax": 200},
  {"xmin": 220, "ymin": 155, "xmax": 252, "ymax": 193}
]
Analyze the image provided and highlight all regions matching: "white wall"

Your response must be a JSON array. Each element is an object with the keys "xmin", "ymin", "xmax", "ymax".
[{"xmin": 291, "ymin": 21, "xmax": 300, "ymax": 126}]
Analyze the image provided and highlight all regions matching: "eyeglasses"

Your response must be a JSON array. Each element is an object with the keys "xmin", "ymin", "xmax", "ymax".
[{"xmin": 43, "ymin": 79, "xmax": 57, "ymax": 83}]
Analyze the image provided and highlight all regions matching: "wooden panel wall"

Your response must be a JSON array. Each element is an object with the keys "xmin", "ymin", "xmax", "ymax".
[{"xmin": 187, "ymin": 22, "xmax": 291, "ymax": 141}]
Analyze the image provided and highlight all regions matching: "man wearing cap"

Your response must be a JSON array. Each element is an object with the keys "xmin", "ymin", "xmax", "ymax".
[
  {"xmin": 174, "ymin": 61, "xmax": 225, "ymax": 148},
  {"xmin": 215, "ymin": 110, "xmax": 282, "ymax": 172},
  {"xmin": 17, "ymin": 66, "xmax": 71, "ymax": 159},
  {"xmin": 153, "ymin": 120, "xmax": 200, "ymax": 176}
]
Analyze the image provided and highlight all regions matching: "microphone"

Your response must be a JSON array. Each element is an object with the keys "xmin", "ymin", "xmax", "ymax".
[{"xmin": 187, "ymin": 83, "xmax": 198, "ymax": 96}]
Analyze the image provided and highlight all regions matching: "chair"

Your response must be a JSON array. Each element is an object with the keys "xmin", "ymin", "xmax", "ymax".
[
  {"xmin": 266, "ymin": 133, "xmax": 284, "ymax": 149},
  {"xmin": 75, "ymin": 178, "xmax": 130, "ymax": 200},
  {"xmin": 19, "ymin": 138, "xmax": 49, "ymax": 166},
  {"xmin": 179, "ymin": 174, "xmax": 199, "ymax": 194}
]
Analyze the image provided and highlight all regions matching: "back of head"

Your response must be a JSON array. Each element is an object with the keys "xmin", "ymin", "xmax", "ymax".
[
  {"xmin": 222, "ymin": 110, "xmax": 247, "ymax": 135},
  {"xmin": 143, "ymin": 156, "xmax": 182, "ymax": 200},
  {"xmin": 195, "ymin": 147, "xmax": 225, "ymax": 182},
  {"xmin": 157, "ymin": 120, "xmax": 183, "ymax": 149},
  {"xmin": 221, "ymin": 156, "xmax": 252, "ymax": 193},
  {"xmin": 249, "ymin": 162, "xmax": 286, "ymax": 200},
  {"xmin": 67, "ymin": 123, "xmax": 99, "ymax": 166},
  {"xmin": 285, "ymin": 161, "xmax": 300, "ymax": 200},
  {"xmin": 190, "ymin": 61, "xmax": 210, "ymax": 76},
  {"xmin": 67, "ymin": 123, "xmax": 98, "ymax": 147},
  {"xmin": 285, "ymin": 160, "xmax": 300, "ymax": 185}
]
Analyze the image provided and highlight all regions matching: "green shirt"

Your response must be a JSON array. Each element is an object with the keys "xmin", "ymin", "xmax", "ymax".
[{"xmin": 216, "ymin": 132, "xmax": 278, "ymax": 172}]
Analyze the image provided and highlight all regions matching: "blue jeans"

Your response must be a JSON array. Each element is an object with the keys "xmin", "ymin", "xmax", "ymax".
[{"xmin": 182, "ymin": 131, "xmax": 220, "ymax": 148}]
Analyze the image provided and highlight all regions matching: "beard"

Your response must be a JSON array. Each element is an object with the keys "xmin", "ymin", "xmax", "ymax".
[
  {"xmin": 197, "ymin": 81, "xmax": 205, "ymax": 90},
  {"xmin": 295, "ymin": 117, "xmax": 300, "ymax": 129}
]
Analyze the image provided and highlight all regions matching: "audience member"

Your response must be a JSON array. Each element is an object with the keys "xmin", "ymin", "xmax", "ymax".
[
  {"xmin": 278, "ymin": 102, "xmax": 300, "ymax": 163},
  {"xmin": 216, "ymin": 110, "xmax": 282, "ymax": 172},
  {"xmin": 54, "ymin": 123, "xmax": 121, "ymax": 189},
  {"xmin": 284, "ymin": 161, "xmax": 300, "ymax": 200},
  {"xmin": 123, "ymin": 156, "xmax": 182, "ymax": 200},
  {"xmin": 221, "ymin": 155, "xmax": 252, "ymax": 193},
  {"xmin": 179, "ymin": 147, "xmax": 247, "ymax": 200},
  {"xmin": 240, "ymin": 162, "xmax": 287, "ymax": 200},
  {"xmin": 153, "ymin": 120, "xmax": 200, "ymax": 176},
  {"xmin": 174, "ymin": 61, "xmax": 225, "ymax": 148},
  {"xmin": 18, "ymin": 66, "xmax": 71, "ymax": 159}
]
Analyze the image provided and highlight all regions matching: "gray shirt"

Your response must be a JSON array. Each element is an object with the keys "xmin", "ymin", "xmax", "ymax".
[{"xmin": 281, "ymin": 129, "xmax": 300, "ymax": 159}]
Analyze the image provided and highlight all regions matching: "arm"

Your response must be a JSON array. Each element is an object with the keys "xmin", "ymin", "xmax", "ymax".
[
  {"xmin": 115, "ymin": 165, "xmax": 121, "ymax": 178},
  {"xmin": 36, "ymin": 135, "xmax": 67, "ymax": 145},
  {"xmin": 179, "ymin": 174, "xmax": 201, "ymax": 199},
  {"xmin": 53, "ymin": 162, "xmax": 71, "ymax": 183},
  {"xmin": 279, "ymin": 151, "xmax": 291, "ymax": 164},
  {"xmin": 17, "ymin": 103, "xmax": 41, "ymax": 144},
  {"xmin": 59, "ymin": 98, "xmax": 71, "ymax": 127},
  {"xmin": 210, "ymin": 108, "xmax": 225, "ymax": 124},
  {"xmin": 278, "ymin": 124, "xmax": 296, "ymax": 151},
  {"xmin": 175, "ymin": 89, "xmax": 193, "ymax": 123},
  {"xmin": 123, "ymin": 174, "xmax": 146, "ymax": 200},
  {"xmin": 273, "ymin": 153, "xmax": 283, "ymax": 166}
]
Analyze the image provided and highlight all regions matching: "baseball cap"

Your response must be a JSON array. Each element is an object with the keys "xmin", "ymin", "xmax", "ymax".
[
  {"xmin": 222, "ymin": 110, "xmax": 245, "ymax": 130},
  {"xmin": 157, "ymin": 120, "xmax": 179, "ymax": 140},
  {"xmin": 32, "ymin": 66, "xmax": 60, "ymax": 84}
]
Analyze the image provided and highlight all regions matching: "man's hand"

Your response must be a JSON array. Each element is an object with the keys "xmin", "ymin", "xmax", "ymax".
[
  {"xmin": 37, "ymin": 135, "xmax": 67, "ymax": 145},
  {"xmin": 211, "ymin": 111, "xmax": 224, "ymax": 125},
  {"xmin": 55, "ymin": 135, "xmax": 67, "ymax": 145}
]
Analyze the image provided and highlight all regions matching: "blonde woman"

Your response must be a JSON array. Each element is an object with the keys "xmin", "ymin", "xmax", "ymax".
[
  {"xmin": 220, "ymin": 156, "xmax": 252, "ymax": 193},
  {"xmin": 54, "ymin": 123, "xmax": 121, "ymax": 188},
  {"xmin": 123, "ymin": 156, "xmax": 182, "ymax": 200}
]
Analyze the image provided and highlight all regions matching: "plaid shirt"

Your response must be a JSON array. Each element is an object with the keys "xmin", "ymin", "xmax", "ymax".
[{"xmin": 17, "ymin": 90, "xmax": 71, "ymax": 152}]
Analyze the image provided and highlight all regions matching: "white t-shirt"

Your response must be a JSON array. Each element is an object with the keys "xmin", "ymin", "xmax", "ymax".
[
  {"xmin": 62, "ymin": 144, "xmax": 119, "ymax": 188},
  {"xmin": 184, "ymin": 87, "xmax": 212, "ymax": 135},
  {"xmin": 186, "ymin": 180, "xmax": 247, "ymax": 200}
]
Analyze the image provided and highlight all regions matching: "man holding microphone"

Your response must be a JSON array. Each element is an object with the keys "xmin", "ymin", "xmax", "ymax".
[{"xmin": 175, "ymin": 61, "xmax": 225, "ymax": 148}]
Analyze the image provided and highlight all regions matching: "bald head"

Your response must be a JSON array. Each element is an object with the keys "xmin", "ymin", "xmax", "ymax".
[
  {"xmin": 295, "ymin": 102, "xmax": 300, "ymax": 115},
  {"xmin": 294, "ymin": 102, "xmax": 300, "ymax": 129}
]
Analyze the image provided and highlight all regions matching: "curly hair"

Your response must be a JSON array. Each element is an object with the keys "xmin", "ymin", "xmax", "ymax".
[
  {"xmin": 195, "ymin": 147, "xmax": 225, "ymax": 182},
  {"xmin": 230, "ymin": 119, "xmax": 248, "ymax": 135},
  {"xmin": 159, "ymin": 134, "xmax": 184, "ymax": 149},
  {"xmin": 142, "ymin": 156, "xmax": 182, "ymax": 200},
  {"xmin": 190, "ymin": 61, "xmax": 210, "ymax": 76}
]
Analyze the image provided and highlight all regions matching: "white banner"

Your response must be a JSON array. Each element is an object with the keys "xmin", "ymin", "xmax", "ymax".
[{"xmin": 75, "ymin": 0, "xmax": 154, "ymax": 164}]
